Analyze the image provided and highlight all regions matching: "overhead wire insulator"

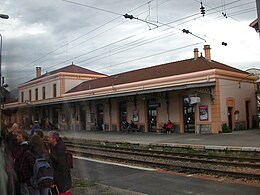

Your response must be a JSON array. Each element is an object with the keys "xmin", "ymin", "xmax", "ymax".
[
  {"xmin": 200, "ymin": 2, "xmax": 205, "ymax": 17},
  {"xmin": 182, "ymin": 29, "xmax": 190, "ymax": 34},
  {"xmin": 182, "ymin": 28, "xmax": 206, "ymax": 42},
  {"xmin": 123, "ymin": 13, "xmax": 158, "ymax": 29},
  {"xmin": 222, "ymin": 12, "xmax": 227, "ymax": 18},
  {"xmin": 222, "ymin": 42, "xmax": 227, "ymax": 46},
  {"xmin": 123, "ymin": 13, "xmax": 134, "ymax": 20}
]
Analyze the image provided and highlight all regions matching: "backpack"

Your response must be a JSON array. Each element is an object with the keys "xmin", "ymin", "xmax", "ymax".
[{"xmin": 30, "ymin": 153, "xmax": 54, "ymax": 189}]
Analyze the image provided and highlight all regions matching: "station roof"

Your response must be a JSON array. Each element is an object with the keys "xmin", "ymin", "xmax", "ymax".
[
  {"xmin": 23, "ymin": 64, "xmax": 107, "ymax": 84},
  {"xmin": 67, "ymin": 57, "xmax": 248, "ymax": 94}
]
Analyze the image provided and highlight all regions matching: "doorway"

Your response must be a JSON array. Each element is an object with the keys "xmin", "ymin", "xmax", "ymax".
[
  {"xmin": 228, "ymin": 107, "xmax": 233, "ymax": 130},
  {"xmin": 97, "ymin": 104, "xmax": 104, "ymax": 130},
  {"xmin": 79, "ymin": 105, "xmax": 86, "ymax": 130},
  {"xmin": 148, "ymin": 98, "xmax": 158, "ymax": 132},
  {"xmin": 183, "ymin": 96, "xmax": 195, "ymax": 133},
  {"xmin": 119, "ymin": 101, "xmax": 127, "ymax": 130},
  {"xmin": 245, "ymin": 101, "xmax": 250, "ymax": 129},
  {"xmin": 183, "ymin": 105, "xmax": 195, "ymax": 133},
  {"xmin": 52, "ymin": 107, "xmax": 59, "ymax": 128}
]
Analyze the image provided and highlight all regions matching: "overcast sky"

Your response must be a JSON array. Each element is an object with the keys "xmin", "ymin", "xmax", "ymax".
[{"xmin": 1, "ymin": 0, "xmax": 259, "ymax": 89}]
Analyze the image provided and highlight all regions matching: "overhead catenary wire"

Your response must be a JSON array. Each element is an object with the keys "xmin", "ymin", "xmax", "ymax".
[
  {"xmin": 17, "ymin": 0, "xmax": 170, "ymax": 74},
  {"xmin": 11, "ymin": 0, "xmax": 256, "ymax": 84},
  {"xmin": 77, "ymin": 30, "xmax": 181, "ymax": 65},
  {"xmin": 55, "ymin": 5, "xmax": 256, "ymax": 71},
  {"xmin": 193, "ymin": 0, "xmax": 255, "ymax": 21},
  {"xmin": 61, "ymin": 0, "xmax": 123, "ymax": 16},
  {"xmin": 60, "ymin": 0, "xmax": 169, "ymax": 52},
  {"xmin": 123, "ymin": 13, "xmax": 158, "ymax": 28},
  {"xmin": 27, "ymin": 0, "xmax": 170, "ymax": 72},
  {"xmin": 33, "ymin": 2, "xmax": 255, "ymax": 72},
  {"xmin": 90, "ymin": 2, "xmax": 258, "ymax": 67},
  {"xmin": 36, "ymin": 26, "xmax": 180, "ymax": 73},
  {"xmin": 48, "ymin": 4, "xmax": 219, "ymax": 69},
  {"xmin": 146, "ymin": 20, "xmax": 206, "ymax": 42},
  {"xmin": 222, "ymin": 0, "xmax": 228, "ymax": 18},
  {"xmin": 28, "ymin": 1, "xmax": 153, "ymax": 66},
  {"xmin": 95, "ymin": 42, "xmax": 205, "ymax": 72},
  {"xmin": 21, "ymin": 0, "xmax": 246, "ymax": 69},
  {"xmin": 41, "ymin": 0, "xmax": 258, "ymax": 66},
  {"xmin": 13, "ymin": 0, "xmax": 155, "ymax": 74},
  {"xmin": 63, "ymin": 0, "xmax": 159, "ymax": 28}
]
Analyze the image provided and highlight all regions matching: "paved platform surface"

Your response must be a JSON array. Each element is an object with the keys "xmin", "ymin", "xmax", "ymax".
[{"xmin": 58, "ymin": 129, "xmax": 260, "ymax": 150}]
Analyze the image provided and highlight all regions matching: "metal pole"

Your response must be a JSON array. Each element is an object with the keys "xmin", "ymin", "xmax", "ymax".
[
  {"xmin": 257, "ymin": 0, "xmax": 260, "ymax": 34},
  {"xmin": 0, "ymin": 34, "xmax": 2, "ymax": 138},
  {"xmin": 0, "ymin": 34, "xmax": 2, "ymax": 88},
  {"xmin": 0, "ymin": 14, "xmax": 8, "ymax": 140},
  {"xmin": 0, "ymin": 34, "xmax": 2, "ymax": 139}
]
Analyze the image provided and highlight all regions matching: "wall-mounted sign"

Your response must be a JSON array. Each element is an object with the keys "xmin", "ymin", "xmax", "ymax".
[
  {"xmin": 199, "ymin": 105, "xmax": 208, "ymax": 121},
  {"xmin": 148, "ymin": 103, "xmax": 161, "ymax": 108},
  {"xmin": 87, "ymin": 113, "xmax": 95, "ymax": 123}
]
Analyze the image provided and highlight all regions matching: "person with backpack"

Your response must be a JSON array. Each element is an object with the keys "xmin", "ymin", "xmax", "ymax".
[
  {"xmin": 21, "ymin": 134, "xmax": 53, "ymax": 195},
  {"xmin": 48, "ymin": 131, "xmax": 72, "ymax": 194}
]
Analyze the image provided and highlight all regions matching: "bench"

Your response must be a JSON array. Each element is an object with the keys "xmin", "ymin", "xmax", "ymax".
[{"xmin": 157, "ymin": 126, "xmax": 175, "ymax": 134}]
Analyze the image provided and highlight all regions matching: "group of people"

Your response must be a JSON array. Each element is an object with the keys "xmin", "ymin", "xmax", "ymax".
[
  {"xmin": 0, "ymin": 122, "xmax": 72, "ymax": 195},
  {"xmin": 121, "ymin": 120, "xmax": 139, "ymax": 132},
  {"xmin": 29, "ymin": 121, "xmax": 59, "ymax": 135}
]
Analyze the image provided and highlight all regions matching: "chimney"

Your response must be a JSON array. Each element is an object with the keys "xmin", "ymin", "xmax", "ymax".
[
  {"xmin": 204, "ymin": 45, "xmax": 211, "ymax": 61},
  {"xmin": 193, "ymin": 48, "xmax": 199, "ymax": 59},
  {"xmin": 36, "ymin": 67, "xmax": 41, "ymax": 78}
]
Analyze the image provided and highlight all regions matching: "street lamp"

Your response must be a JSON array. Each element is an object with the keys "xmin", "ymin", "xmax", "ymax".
[
  {"xmin": 0, "ymin": 14, "xmax": 9, "ymax": 19},
  {"xmin": 0, "ymin": 13, "xmax": 9, "ymax": 85},
  {"xmin": 0, "ymin": 14, "xmax": 8, "ymax": 140},
  {"xmin": 0, "ymin": 34, "xmax": 3, "ymax": 89}
]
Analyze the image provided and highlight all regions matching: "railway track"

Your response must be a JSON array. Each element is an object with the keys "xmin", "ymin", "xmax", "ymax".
[{"xmin": 64, "ymin": 140, "xmax": 260, "ymax": 181}]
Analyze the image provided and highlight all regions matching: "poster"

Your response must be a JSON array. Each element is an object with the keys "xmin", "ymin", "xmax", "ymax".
[
  {"xmin": 133, "ymin": 110, "xmax": 139, "ymax": 122},
  {"xmin": 199, "ymin": 105, "xmax": 208, "ymax": 121},
  {"xmin": 87, "ymin": 113, "xmax": 95, "ymax": 123}
]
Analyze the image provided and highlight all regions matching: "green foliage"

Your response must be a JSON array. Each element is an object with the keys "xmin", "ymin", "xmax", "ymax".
[
  {"xmin": 221, "ymin": 123, "xmax": 232, "ymax": 133},
  {"xmin": 73, "ymin": 178, "xmax": 96, "ymax": 188}
]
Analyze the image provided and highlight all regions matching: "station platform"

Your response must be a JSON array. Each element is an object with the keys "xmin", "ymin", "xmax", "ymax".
[{"xmin": 57, "ymin": 128, "xmax": 260, "ymax": 151}]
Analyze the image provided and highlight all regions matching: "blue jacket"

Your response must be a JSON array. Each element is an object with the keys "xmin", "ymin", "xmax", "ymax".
[{"xmin": 30, "ymin": 124, "xmax": 40, "ymax": 136}]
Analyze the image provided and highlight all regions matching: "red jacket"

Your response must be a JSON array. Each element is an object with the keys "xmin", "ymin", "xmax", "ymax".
[{"xmin": 166, "ymin": 123, "xmax": 173, "ymax": 129}]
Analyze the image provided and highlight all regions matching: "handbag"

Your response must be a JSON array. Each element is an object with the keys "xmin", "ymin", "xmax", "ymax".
[
  {"xmin": 59, "ymin": 192, "xmax": 72, "ymax": 195},
  {"xmin": 49, "ymin": 185, "xmax": 72, "ymax": 195}
]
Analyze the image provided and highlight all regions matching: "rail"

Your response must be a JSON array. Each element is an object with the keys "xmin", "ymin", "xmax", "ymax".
[{"xmin": 63, "ymin": 140, "xmax": 260, "ymax": 181}]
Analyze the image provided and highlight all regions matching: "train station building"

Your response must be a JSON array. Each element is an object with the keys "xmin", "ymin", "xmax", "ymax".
[{"xmin": 3, "ymin": 45, "xmax": 259, "ymax": 134}]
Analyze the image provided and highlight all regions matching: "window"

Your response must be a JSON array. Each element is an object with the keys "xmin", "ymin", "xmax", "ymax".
[
  {"xmin": 35, "ymin": 88, "xmax": 38, "ymax": 101},
  {"xmin": 21, "ymin": 91, "xmax": 24, "ymax": 103},
  {"xmin": 53, "ymin": 84, "xmax": 57, "ymax": 98},
  {"xmin": 29, "ymin": 90, "xmax": 32, "ymax": 101},
  {"xmin": 42, "ymin": 86, "xmax": 46, "ymax": 99}
]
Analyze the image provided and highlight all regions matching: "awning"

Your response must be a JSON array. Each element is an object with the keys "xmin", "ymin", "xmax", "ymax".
[{"xmin": 4, "ymin": 81, "xmax": 216, "ymax": 109}]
